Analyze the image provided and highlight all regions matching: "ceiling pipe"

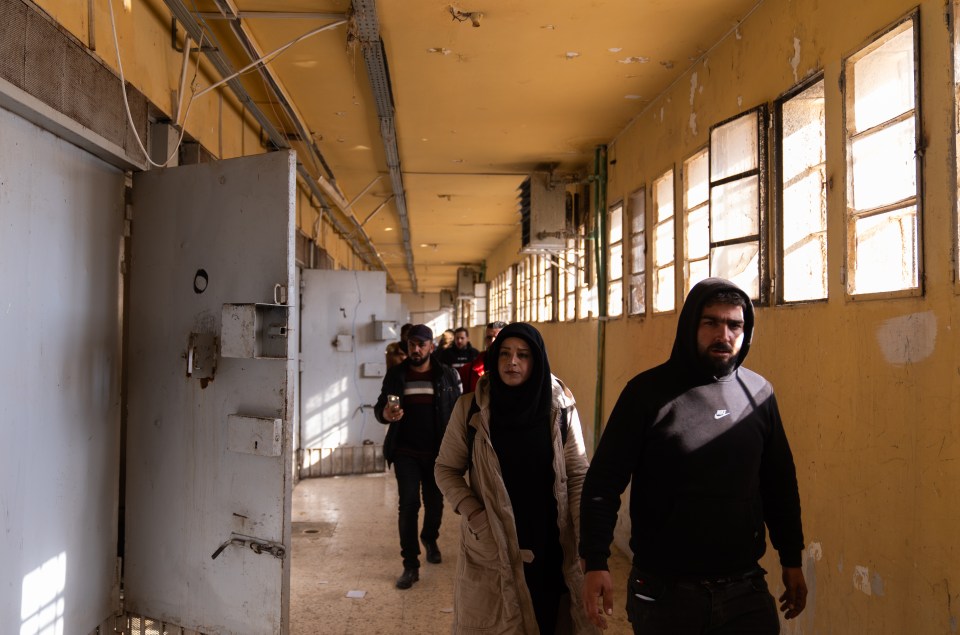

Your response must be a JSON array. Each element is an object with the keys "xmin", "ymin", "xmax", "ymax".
[
  {"xmin": 161, "ymin": 0, "xmax": 394, "ymax": 286},
  {"xmin": 351, "ymin": 0, "xmax": 419, "ymax": 293}
]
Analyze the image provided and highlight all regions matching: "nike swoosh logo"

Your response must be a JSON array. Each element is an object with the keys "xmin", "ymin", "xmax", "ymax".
[{"xmin": 714, "ymin": 411, "xmax": 730, "ymax": 419}]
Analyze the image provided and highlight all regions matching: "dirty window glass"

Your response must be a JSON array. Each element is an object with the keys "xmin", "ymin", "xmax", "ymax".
[
  {"xmin": 683, "ymin": 150, "xmax": 710, "ymax": 299},
  {"xmin": 628, "ymin": 188, "xmax": 646, "ymax": 316},
  {"xmin": 779, "ymin": 77, "xmax": 827, "ymax": 302},
  {"xmin": 652, "ymin": 170, "xmax": 675, "ymax": 313},
  {"xmin": 844, "ymin": 16, "xmax": 919, "ymax": 295},
  {"xmin": 608, "ymin": 203, "xmax": 624, "ymax": 317},
  {"xmin": 709, "ymin": 108, "xmax": 766, "ymax": 301}
]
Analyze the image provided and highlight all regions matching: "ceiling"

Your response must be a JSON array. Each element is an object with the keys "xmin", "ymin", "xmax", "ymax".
[{"xmin": 185, "ymin": 0, "xmax": 760, "ymax": 294}]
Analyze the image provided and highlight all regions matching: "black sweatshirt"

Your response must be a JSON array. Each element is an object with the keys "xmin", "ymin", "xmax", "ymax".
[{"xmin": 579, "ymin": 278, "xmax": 804, "ymax": 578}]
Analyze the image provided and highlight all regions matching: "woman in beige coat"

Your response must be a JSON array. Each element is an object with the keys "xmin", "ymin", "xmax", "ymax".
[{"xmin": 435, "ymin": 322, "xmax": 600, "ymax": 634}]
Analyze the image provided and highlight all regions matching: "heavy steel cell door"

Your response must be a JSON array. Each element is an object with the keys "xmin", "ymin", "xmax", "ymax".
[{"xmin": 125, "ymin": 151, "xmax": 296, "ymax": 634}]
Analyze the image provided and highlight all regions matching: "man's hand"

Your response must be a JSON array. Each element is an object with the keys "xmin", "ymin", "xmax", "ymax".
[
  {"xmin": 581, "ymin": 566, "xmax": 614, "ymax": 630},
  {"xmin": 778, "ymin": 566, "xmax": 807, "ymax": 619}
]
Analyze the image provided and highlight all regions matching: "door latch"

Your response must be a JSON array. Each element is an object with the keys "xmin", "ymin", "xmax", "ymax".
[{"xmin": 211, "ymin": 532, "xmax": 286, "ymax": 560}]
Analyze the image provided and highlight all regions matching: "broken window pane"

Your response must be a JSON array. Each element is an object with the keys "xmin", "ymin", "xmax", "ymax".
[
  {"xmin": 851, "ymin": 207, "xmax": 918, "ymax": 294},
  {"xmin": 628, "ymin": 273, "xmax": 645, "ymax": 315},
  {"xmin": 781, "ymin": 78, "xmax": 827, "ymax": 302},
  {"xmin": 712, "ymin": 175, "xmax": 760, "ymax": 242},
  {"xmin": 711, "ymin": 241, "xmax": 760, "ymax": 299}
]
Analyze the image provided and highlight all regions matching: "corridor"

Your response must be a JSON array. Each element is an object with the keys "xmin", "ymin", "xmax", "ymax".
[{"xmin": 290, "ymin": 473, "xmax": 633, "ymax": 634}]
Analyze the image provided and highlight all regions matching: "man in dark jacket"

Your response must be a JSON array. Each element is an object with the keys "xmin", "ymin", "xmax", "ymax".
[
  {"xmin": 579, "ymin": 277, "xmax": 807, "ymax": 633},
  {"xmin": 375, "ymin": 324, "xmax": 461, "ymax": 589},
  {"xmin": 439, "ymin": 327, "xmax": 479, "ymax": 387}
]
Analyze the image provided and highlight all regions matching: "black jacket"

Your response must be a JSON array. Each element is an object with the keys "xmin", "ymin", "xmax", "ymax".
[
  {"xmin": 579, "ymin": 277, "xmax": 804, "ymax": 578},
  {"xmin": 375, "ymin": 359, "xmax": 462, "ymax": 464}
]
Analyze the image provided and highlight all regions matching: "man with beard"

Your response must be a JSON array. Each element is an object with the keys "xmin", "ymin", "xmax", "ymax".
[
  {"xmin": 579, "ymin": 278, "xmax": 807, "ymax": 633},
  {"xmin": 375, "ymin": 324, "xmax": 461, "ymax": 589}
]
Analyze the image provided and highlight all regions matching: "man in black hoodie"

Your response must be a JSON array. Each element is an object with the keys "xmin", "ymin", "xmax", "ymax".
[{"xmin": 579, "ymin": 277, "xmax": 806, "ymax": 633}]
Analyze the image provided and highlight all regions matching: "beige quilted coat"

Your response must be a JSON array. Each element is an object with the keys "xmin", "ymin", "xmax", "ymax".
[{"xmin": 435, "ymin": 375, "xmax": 601, "ymax": 635}]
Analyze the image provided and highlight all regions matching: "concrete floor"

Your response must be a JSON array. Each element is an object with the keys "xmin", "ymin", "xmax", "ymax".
[{"xmin": 290, "ymin": 472, "xmax": 634, "ymax": 634}]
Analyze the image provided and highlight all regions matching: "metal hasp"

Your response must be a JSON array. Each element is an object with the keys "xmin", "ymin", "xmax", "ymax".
[
  {"xmin": 186, "ymin": 331, "xmax": 218, "ymax": 380},
  {"xmin": 221, "ymin": 303, "xmax": 291, "ymax": 359},
  {"xmin": 211, "ymin": 533, "xmax": 287, "ymax": 560}
]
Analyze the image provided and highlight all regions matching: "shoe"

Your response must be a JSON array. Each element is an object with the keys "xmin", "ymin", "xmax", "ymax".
[
  {"xmin": 422, "ymin": 539, "xmax": 442, "ymax": 564},
  {"xmin": 396, "ymin": 567, "xmax": 419, "ymax": 589}
]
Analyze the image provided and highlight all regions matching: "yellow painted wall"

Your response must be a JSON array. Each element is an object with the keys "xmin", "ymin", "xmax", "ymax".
[{"xmin": 485, "ymin": 0, "xmax": 960, "ymax": 631}]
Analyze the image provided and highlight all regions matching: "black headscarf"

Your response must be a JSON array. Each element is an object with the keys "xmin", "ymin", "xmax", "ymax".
[
  {"xmin": 484, "ymin": 323, "xmax": 560, "ymax": 565},
  {"xmin": 485, "ymin": 322, "xmax": 553, "ymax": 432}
]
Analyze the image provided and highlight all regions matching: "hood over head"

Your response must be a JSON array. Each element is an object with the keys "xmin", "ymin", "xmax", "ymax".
[{"xmin": 670, "ymin": 277, "xmax": 755, "ymax": 378}]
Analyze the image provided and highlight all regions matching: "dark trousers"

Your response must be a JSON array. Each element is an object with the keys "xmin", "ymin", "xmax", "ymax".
[
  {"xmin": 393, "ymin": 453, "xmax": 443, "ymax": 569},
  {"xmin": 626, "ymin": 567, "xmax": 780, "ymax": 634}
]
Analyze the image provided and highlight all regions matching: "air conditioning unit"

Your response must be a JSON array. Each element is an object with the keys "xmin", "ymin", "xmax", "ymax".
[
  {"xmin": 518, "ymin": 172, "xmax": 567, "ymax": 253},
  {"xmin": 456, "ymin": 268, "xmax": 476, "ymax": 298},
  {"xmin": 439, "ymin": 289, "xmax": 455, "ymax": 308}
]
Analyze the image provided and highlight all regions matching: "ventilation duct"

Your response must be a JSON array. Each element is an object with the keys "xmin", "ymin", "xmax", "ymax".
[{"xmin": 518, "ymin": 172, "xmax": 567, "ymax": 253}]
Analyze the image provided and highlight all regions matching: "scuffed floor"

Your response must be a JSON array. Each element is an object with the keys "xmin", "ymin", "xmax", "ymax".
[{"xmin": 290, "ymin": 472, "xmax": 634, "ymax": 634}]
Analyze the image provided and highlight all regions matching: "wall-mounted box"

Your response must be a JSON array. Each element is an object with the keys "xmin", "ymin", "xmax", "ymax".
[
  {"xmin": 227, "ymin": 414, "xmax": 282, "ymax": 457},
  {"xmin": 221, "ymin": 303, "xmax": 290, "ymax": 359},
  {"xmin": 374, "ymin": 320, "xmax": 398, "ymax": 341},
  {"xmin": 362, "ymin": 362, "xmax": 386, "ymax": 378}
]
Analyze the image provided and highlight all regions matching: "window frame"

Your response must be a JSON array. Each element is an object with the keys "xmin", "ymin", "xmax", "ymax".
[
  {"xmin": 841, "ymin": 11, "xmax": 923, "ymax": 301},
  {"xmin": 708, "ymin": 104, "xmax": 770, "ymax": 304},
  {"xmin": 607, "ymin": 200, "xmax": 625, "ymax": 317},
  {"xmin": 627, "ymin": 187, "xmax": 647, "ymax": 317},
  {"xmin": 682, "ymin": 147, "xmax": 711, "ymax": 300},
  {"xmin": 774, "ymin": 72, "xmax": 829, "ymax": 305},
  {"xmin": 652, "ymin": 167, "xmax": 677, "ymax": 314}
]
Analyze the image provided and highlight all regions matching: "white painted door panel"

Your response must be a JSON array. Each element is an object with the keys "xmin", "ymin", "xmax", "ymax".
[
  {"xmin": 125, "ymin": 151, "xmax": 296, "ymax": 634},
  {"xmin": 299, "ymin": 270, "xmax": 390, "ymax": 473}
]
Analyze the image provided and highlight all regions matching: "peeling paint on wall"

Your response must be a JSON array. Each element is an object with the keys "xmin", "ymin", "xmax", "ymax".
[
  {"xmin": 854, "ymin": 565, "xmax": 872, "ymax": 595},
  {"xmin": 689, "ymin": 113, "xmax": 698, "ymax": 136},
  {"xmin": 871, "ymin": 570, "xmax": 886, "ymax": 596},
  {"xmin": 690, "ymin": 72, "xmax": 698, "ymax": 106},
  {"xmin": 790, "ymin": 36, "xmax": 801, "ymax": 83},
  {"xmin": 808, "ymin": 542, "xmax": 823, "ymax": 561},
  {"xmin": 875, "ymin": 310, "xmax": 937, "ymax": 365}
]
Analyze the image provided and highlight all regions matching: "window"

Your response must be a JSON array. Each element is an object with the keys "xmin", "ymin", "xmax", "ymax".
[
  {"xmin": 490, "ymin": 267, "xmax": 515, "ymax": 323},
  {"xmin": 652, "ymin": 169, "xmax": 676, "ymax": 313},
  {"xmin": 536, "ymin": 255, "xmax": 553, "ymax": 322},
  {"xmin": 517, "ymin": 258, "xmax": 531, "ymax": 322},
  {"xmin": 627, "ymin": 188, "xmax": 646, "ymax": 316},
  {"xmin": 777, "ymin": 77, "xmax": 827, "ymax": 302},
  {"xmin": 683, "ymin": 149, "xmax": 710, "ymax": 299},
  {"xmin": 557, "ymin": 239, "xmax": 578, "ymax": 321},
  {"xmin": 709, "ymin": 107, "xmax": 767, "ymax": 300},
  {"xmin": 607, "ymin": 202, "xmax": 624, "ymax": 317},
  {"xmin": 843, "ymin": 16, "xmax": 921, "ymax": 296}
]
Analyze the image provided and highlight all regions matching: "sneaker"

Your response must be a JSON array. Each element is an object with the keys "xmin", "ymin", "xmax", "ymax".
[
  {"xmin": 422, "ymin": 539, "xmax": 442, "ymax": 564},
  {"xmin": 396, "ymin": 567, "xmax": 419, "ymax": 589}
]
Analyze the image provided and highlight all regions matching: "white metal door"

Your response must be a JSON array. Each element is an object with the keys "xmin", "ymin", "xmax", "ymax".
[
  {"xmin": 125, "ymin": 151, "xmax": 296, "ymax": 634},
  {"xmin": 299, "ymin": 270, "xmax": 391, "ymax": 476}
]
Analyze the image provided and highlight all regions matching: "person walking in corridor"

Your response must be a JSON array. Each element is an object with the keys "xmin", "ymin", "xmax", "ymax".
[
  {"xmin": 436, "ymin": 323, "xmax": 600, "ymax": 634},
  {"xmin": 375, "ymin": 324, "xmax": 461, "ymax": 589},
  {"xmin": 579, "ymin": 278, "xmax": 807, "ymax": 633}
]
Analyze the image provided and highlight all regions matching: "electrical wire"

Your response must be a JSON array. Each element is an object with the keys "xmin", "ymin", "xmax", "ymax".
[
  {"xmin": 107, "ymin": 0, "xmax": 202, "ymax": 168},
  {"xmin": 193, "ymin": 20, "xmax": 347, "ymax": 100}
]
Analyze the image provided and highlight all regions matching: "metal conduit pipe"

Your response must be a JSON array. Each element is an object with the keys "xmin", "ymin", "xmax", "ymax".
[
  {"xmin": 352, "ymin": 0, "xmax": 419, "ymax": 293},
  {"xmin": 161, "ymin": 0, "xmax": 393, "ymax": 284},
  {"xmin": 593, "ymin": 144, "xmax": 608, "ymax": 451}
]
